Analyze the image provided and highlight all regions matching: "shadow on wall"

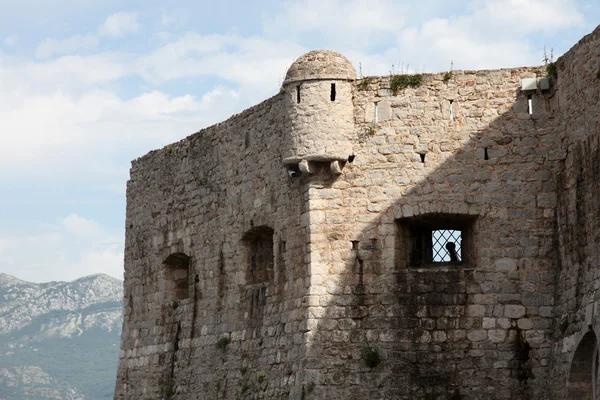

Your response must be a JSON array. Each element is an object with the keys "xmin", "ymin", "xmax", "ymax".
[{"xmin": 303, "ymin": 70, "xmax": 561, "ymax": 400}]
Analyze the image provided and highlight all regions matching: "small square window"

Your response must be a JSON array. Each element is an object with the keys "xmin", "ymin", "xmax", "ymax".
[
  {"xmin": 432, "ymin": 229, "xmax": 462, "ymax": 262},
  {"xmin": 396, "ymin": 214, "xmax": 475, "ymax": 268}
]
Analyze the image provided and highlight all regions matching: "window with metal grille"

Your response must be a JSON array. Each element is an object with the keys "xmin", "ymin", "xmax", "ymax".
[
  {"xmin": 396, "ymin": 214, "xmax": 475, "ymax": 268},
  {"xmin": 432, "ymin": 230, "xmax": 462, "ymax": 262}
]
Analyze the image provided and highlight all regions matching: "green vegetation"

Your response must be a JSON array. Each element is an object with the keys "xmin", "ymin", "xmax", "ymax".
[
  {"xmin": 362, "ymin": 346, "xmax": 381, "ymax": 369},
  {"xmin": 216, "ymin": 335, "xmax": 231, "ymax": 350},
  {"xmin": 443, "ymin": 61, "xmax": 454, "ymax": 83},
  {"xmin": 443, "ymin": 71, "xmax": 453, "ymax": 82},
  {"xmin": 256, "ymin": 371, "xmax": 266, "ymax": 382},
  {"xmin": 358, "ymin": 77, "xmax": 374, "ymax": 90},
  {"xmin": 305, "ymin": 382, "xmax": 315, "ymax": 393},
  {"xmin": 543, "ymin": 47, "xmax": 557, "ymax": 78},
  {"xmin": 162, "ymin": 382, "xmax": 175, "ymax": 398},
  {"xmin": 390, "ymin": 74, "xmax": 423, "ymax": 94}
]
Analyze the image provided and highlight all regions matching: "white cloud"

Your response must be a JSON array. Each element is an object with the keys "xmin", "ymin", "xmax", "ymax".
[
  {"xmin": 36, "ymin": 34, "xmax": 99, "ymax": 59},
  {"xmin": 135, "ymin": 33, "xmax": 303, "ymax": 90},
  {"xmin": 3, "ymin": 34, "xmax": 18, "ymax": 47},
  {"xmin": 265, "ymin": 0, "xmax": 585, "ymax": 73},
  {"xmin": 0, "ymin": 80, "xmax": 246, "ymax": 182},
  {"xmin": 160, "ymin": 11, "xmax": 186, "ymax": 27},
  {"xmin": 62, "ymin": 214, "xmax": 103, "ymax": 237},
  {"xmin": 0, "ymin": 215, "xmax": 123, "ymax": 283},
  {"xmin": 98, "ymin": 12, "xmax": 140, "ymax": 37},
  {"xmin": 480, "ymin": 0, "xmax": 583, "ymax": 34},
  {"xmin": 264, "ymin": 0, "xmax": 407, "ymax": 48}
]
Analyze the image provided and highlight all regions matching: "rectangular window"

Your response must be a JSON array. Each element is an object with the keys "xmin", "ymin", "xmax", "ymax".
[
  {"xmin": 396, "ymin": 214, "xmax": 475, "ymax": 268},
  {"xmin": 432, "ymin": 229, "xmax": 461, "ymax": 262}
]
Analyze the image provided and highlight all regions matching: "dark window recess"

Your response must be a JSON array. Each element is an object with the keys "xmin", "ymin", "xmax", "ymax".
[
  {"xmin": 484, "ymin": 147, "xmax": 489, "ymax": 160},
  {"xmin": 243, "ymin": 226, "xmax": 275, "ymax": 285},
  {"xmin": 296, "ymin": 86, "xmax": 301, "ymax": 103},
  {"xmin": 348, "ymin": 155, "xmax": 355, "ymax": 163},
  {"xmin": 420, "ymin": 153, "xmax": 426, "ymax": 163},
  {"xmin": 163, "ymin": 253, "xmax": 191, "ymax": 300},
  {"xmin": 567, "ymin": 331, "xmax": 598, "ymax": 399},
  {"xmin": 244, "ymin": 131, "xmax": 251, "ymax": 149},
  {"xmin": 330, "ymin": 83, "xmax": 336, "ymax": 101},
  {"xmin": 396, "ymin": 214, "xmax": 476, "ymax": 268}
]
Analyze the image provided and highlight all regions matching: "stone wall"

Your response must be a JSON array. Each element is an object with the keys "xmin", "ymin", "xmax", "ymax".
[
  {"xmin": 115, "ymin": 95, "xmax": 312, "ymax": 399},
  {"xmin": 116, "ymin": 27, "xmax": 600, "ymax": 400},
  {"xmin": 303, "ymin": 66, "xmax": 558, "ymax": 399},
  {"xmin": 550, "ymin": 25, "xmax": 600, "ymax": 399}
]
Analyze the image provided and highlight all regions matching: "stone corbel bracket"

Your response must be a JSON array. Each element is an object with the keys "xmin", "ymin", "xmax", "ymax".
[{"xmin": 283, "ymin": 155, "xmax": 348, "ymax": 176}]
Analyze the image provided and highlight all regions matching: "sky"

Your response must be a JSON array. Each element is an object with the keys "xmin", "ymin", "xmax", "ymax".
[{"xmin": 0, "ymin": 0, "xmax": 597, "ymax": 283}]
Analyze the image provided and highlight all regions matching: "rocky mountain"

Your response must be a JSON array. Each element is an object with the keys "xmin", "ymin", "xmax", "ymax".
[{"xmin": 0, "ymin": 273, "xmax": 123, "ymax": 400}]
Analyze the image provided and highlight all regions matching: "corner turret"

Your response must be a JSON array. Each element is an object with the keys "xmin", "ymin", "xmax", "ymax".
[{"xmin": 282, "ymin": 50, "xmax": 356, "ymax": 175}]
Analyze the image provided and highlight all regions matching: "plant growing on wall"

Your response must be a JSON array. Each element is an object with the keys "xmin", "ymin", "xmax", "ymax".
[
  {"xmin": 161, "ymin": 383, "xmax": 174, "ymax": 399},
  {"xmin": 358, "ymin": 76, "xmax": 374, "ymax": 90},
  {"xmin": 390, "ymin": 74, "xmax": 423, "ymax": 95},
  {"xmin": 362, "ymin": 346, "xmax": 381, "ymax": 369},
  {"xmin": 443, "ymin": 61, "xmax": 454, "ymax": 83},
  {"xmin": 543, "ymin": 47, "xmax": 557, "ymax": 78},
  {"xmin": 216, "ymin": 336, "xmax": 231, "ymax": 350}
]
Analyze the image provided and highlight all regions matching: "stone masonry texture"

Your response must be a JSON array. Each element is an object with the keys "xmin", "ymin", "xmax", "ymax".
[{"xmin": 115, "ymin": 26, "xmax": 600, "ymax": 400}]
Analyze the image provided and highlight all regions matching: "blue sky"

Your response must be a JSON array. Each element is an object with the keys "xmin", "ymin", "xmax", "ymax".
[{"xmin": 0, "ymin": 0, "xmax": 598, "ymax": 282}]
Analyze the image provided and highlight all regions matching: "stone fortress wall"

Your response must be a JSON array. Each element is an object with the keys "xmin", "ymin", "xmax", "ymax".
[{"xmin": 115, "ymin": 25, "xmax": 600, "ymax": 399}]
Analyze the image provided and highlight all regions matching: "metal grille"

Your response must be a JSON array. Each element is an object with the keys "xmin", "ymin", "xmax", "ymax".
[{"xmin": 432, "ymin": 230, "xmax": 462, "ymax": 262}]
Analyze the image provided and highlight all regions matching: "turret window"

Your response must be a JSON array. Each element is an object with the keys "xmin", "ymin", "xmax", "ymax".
[
  {"xmin": 330, "ymin": 83, "xmax": 336, "ymax": 101},
  {"xmin": 296, "ymin": 86, "xmax": 301, "ymax": 103}
]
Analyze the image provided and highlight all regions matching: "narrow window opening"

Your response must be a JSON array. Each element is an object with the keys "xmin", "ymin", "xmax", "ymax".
[
  {"xmin": 330, "ymin": 83, "xmax": 336, "ymax": 101},
  {"xmin": 357, "ymin": 258, "xmax": 364, "ymax": 286},
  {"xmin": 348, "ymin": 155, "xmax": 355, "ymax": 163},
  {"xmin": 374, "ymin": 102, "xmax": 379, "ymax": 123},
  {"xmin": 449, "ymin": 100, "xmax": 454, "ymax": 121},
  {"xmin": 163, "ymin": 253, "xmax": 191, "ymax": 301},
  {"xmin": 351, "ymin": 240, "xmax": 359, "ymax": 250},
  {"xmin": 243, "ymin": 226, "xmax": 275, "ymax": 285},
  {"xmin": 420, "ymin": 153, "xmax": 426, "ymax": 163},
  {"xmin": 527, "ymin": 94, "xmax": 533, "ymax": 114},
  {"xmin": 296, "ymin": 86, "xmax": 301, "ymax": 103},
  {"xmin": 244, "ymin": 131, "xmax": 251, "ymax": 149},
  {"xmin": 484, "ymin": 147, "xmax": 489, "ymax": 160}
]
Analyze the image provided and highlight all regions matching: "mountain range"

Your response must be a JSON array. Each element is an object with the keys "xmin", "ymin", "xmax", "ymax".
[{"xmin": 0, "ymin": 273, "xmax": 123, "ymax": 400}]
